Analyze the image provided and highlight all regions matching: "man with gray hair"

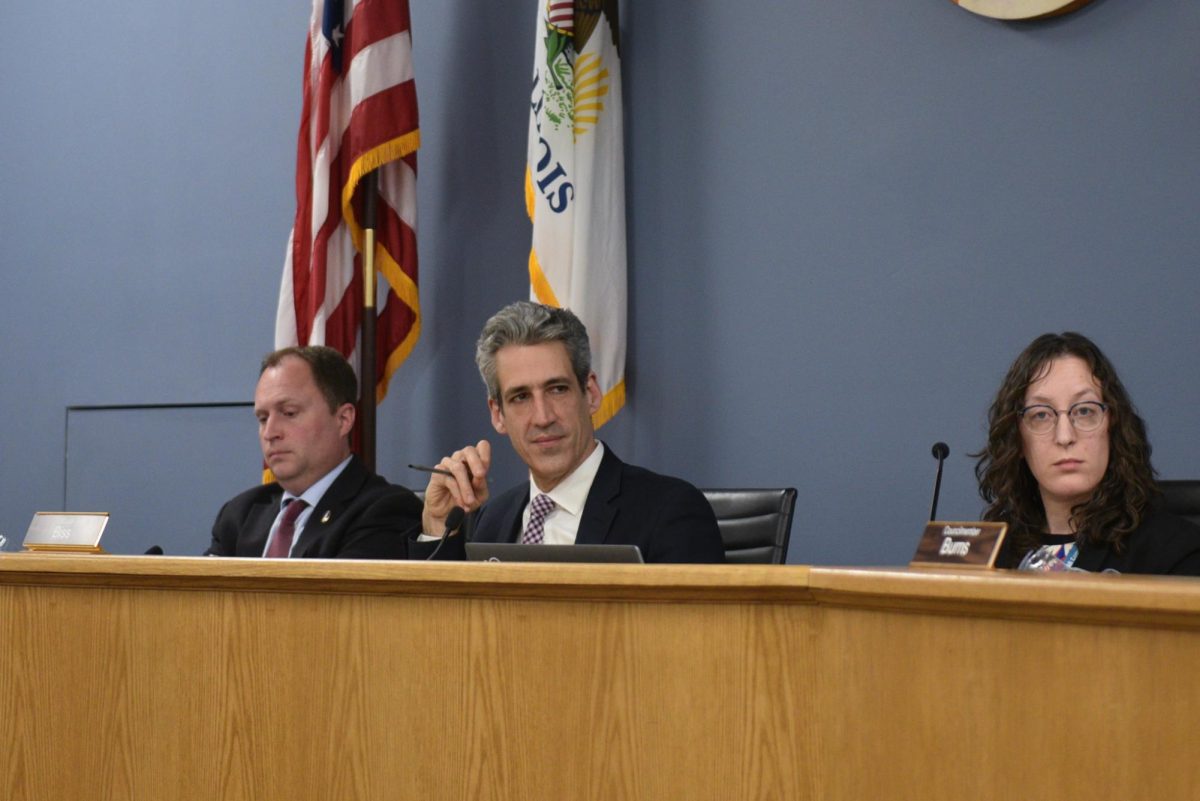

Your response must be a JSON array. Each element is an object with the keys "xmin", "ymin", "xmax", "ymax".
[{"xmin": 421, "ymin": 301, "xmax": 723, "ymax": 563}]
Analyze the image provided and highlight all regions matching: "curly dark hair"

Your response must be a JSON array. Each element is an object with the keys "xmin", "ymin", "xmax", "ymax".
[{"xmin": 974, "ymin": 332, "xmax": 1158, "ymax": 558}]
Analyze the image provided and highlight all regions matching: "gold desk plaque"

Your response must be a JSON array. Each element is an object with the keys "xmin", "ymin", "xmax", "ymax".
[
  {"xmin": 23, "ymin": 512, "xmax": 109, "ymax": 554},
  {"xmin": 910, "ymin": 521, "xmax": 1007, "ymax": 570},
  {"xmin": 952, "ymin": 0, "xmax": 1093, "ymax": 21}
]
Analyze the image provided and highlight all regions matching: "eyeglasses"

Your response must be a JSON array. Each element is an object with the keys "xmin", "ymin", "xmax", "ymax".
[{"xmin": 1018, "ymin": 401, "xmax": 1108, "ymax": 435}]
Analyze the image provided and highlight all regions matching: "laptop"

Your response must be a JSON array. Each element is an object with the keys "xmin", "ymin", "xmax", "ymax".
[{"xmin": 464, "ymin": 543, "xmax": 644, "ymax": 564}]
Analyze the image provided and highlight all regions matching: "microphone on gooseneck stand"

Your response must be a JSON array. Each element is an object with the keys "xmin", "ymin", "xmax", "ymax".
[
  {"xmin": 929, "ymin": 442, "xmax": 950, "ymax": 522},
  {"xmin": 426, "ymin": 506, "xmax": 466, "ymax": 561}
]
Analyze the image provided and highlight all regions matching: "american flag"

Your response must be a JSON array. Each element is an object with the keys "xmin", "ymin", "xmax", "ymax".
[{"xmin": 276, "ymin": 0, "xmax": 420, "ymax": 404}]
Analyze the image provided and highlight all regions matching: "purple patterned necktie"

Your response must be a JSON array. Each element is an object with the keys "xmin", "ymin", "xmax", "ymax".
[
  {"xmin": 266, "ymin": 499, "xmax": 308, "ymax": 558},
  {"xmin": 521, "ymin": 494, "xmax": 556, "ymax": 544}
]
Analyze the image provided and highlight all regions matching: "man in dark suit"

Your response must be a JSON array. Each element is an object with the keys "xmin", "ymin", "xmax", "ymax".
[
  {"xmin": 207, "ymin": 346, "xmax": 421, "ymax": 558},
  {"xmin": 420, "ymin": 302, "xmax": 723, "ymax": 563}
]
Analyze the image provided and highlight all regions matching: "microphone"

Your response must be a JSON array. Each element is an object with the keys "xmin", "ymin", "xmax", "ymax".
[
  {"xmin": 144, "ymin": 545, "xmax": 164, "ymax": 555},
  {"xmin": 929, "ymin": 442, "xmax": 949, "ymax": 521},
  {"xmin": 426, "ymin": 506, "xmax": 466, "ymax": 561}
]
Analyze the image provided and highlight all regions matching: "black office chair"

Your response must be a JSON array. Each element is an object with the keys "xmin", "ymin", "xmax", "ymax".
[
  {"xmin": 1158, "ymin": 480, "xmax": 1200, "ymax": 527},
  {"xmin": 701, "ymin": 488, "xmax": 797, "ymax": 565}
]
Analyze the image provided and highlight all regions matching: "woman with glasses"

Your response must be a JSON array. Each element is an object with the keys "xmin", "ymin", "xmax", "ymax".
[{"xmin": 975, "ymin": 332, "xmax": 1200, "ymax": 574}]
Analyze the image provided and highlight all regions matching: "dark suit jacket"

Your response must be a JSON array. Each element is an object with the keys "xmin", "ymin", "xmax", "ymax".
[
  {"xmin": 1073, "ymin": 503, "xmax": 1200, "ymax": 575},
  {"xmin": 997, "ymin": 501, "xmax": 1200, "ymax": 576},
  {"xmin": 207, "ymin": 455, "xmax": 422, "ymax": 559},
  {"xmin": 427, "ymin": 446, "xmax": 724, "ymax": 563}
]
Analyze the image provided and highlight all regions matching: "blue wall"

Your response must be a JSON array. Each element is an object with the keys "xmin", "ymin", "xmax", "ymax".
[{"xmin": 2, "ymin": 0, "xmax": 1197, "ymax": 562}]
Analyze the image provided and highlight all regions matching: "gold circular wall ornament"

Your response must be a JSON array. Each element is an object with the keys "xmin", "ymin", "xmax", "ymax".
[{"xmin": 952, "ymin": 0, "xmax": 1094, "ymax": 20}]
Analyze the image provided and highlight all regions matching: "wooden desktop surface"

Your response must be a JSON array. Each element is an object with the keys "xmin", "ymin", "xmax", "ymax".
[{"xmin": 2, "ymin": 554, "xmax": 1198, "ymax": 800}]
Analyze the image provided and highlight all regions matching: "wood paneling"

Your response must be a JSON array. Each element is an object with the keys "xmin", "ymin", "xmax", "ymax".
[{"xmin": 2, "ymin": 555, "xmax": 1198, "ymax": 800}]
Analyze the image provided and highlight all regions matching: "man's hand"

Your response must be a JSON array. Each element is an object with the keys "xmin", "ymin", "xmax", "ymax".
[{"xmin": 421, "ymin": 440, "xmax": 492, "ymax": 536}]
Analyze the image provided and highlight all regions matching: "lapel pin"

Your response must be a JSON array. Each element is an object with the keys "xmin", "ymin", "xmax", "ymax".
[{"xmin": 321, "ymin": 510, "xmax": 332, "ymax": 524}]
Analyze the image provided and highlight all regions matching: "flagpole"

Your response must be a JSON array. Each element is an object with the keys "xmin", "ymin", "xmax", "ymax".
[{"xmin": 360, "ymin": 170, "xmax": 379, "ymax": 472}]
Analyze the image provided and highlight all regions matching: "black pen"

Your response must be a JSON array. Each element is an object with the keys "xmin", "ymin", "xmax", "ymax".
[
  {"xmin": 408, "ymin": 463, "xmax": 454, "ymax": 477},
  {"xmin": 409, "ymin": 463, "xmax": 488, "ymax": 483}
]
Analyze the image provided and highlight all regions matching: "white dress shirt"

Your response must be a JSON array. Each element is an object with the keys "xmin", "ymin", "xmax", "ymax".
[{"xmin": 521, "ymin": 441, "xmax": 604, "ymax": 545}]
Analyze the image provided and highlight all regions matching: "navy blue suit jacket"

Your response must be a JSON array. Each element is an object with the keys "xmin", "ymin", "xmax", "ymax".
[
  {"xmin": 443, "ymin": 445, "xmax": 724, "ymax": 564},
  {"xmin": 206, "ymin": 455, "xmax": 422, "ymax": 559}
]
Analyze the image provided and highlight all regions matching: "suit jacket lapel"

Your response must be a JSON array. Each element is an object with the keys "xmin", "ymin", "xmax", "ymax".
[
  {"xmin": 292, "ymin": 457, "xmax": 367, "ymax": 557},
  {"xmin": 575, "ymin": 446, "xmax": 620, "ymax": 545},
  {"xmin": 501, "ymin": 485, "xmax": 530, "ymax": 543},
  {"xmin": 240, "ymin": 494, "xmax": 282, "ymax": 556}
]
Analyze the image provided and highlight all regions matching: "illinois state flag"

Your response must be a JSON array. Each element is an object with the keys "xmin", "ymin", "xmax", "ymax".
[
  {"xmin": 526, "ymin": 0, "xmax": 627, "ymax": 426},
  {"xmin": 277, "ymin": 0, "xmax": 420, "ymax": 403}
]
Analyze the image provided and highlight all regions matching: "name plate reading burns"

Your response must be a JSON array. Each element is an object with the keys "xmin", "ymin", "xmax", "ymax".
[
  {"xmin": 23, "ymin": 512, "xmax": 110, "ymax": 554},
  {"xmin": 910, "ymin": 521, "xmax": 1007, "ymax": 569}
]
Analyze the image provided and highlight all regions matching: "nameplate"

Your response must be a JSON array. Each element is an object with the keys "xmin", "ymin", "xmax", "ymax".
[
  {"xmin": 910, "ymin": 521, "xmax": 1007, "ymax": 569},
  {"xmin": 23, "ymin": 512, "xmax": 110, "ymax": 554}
]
